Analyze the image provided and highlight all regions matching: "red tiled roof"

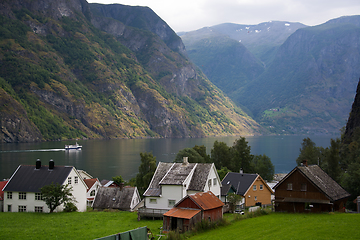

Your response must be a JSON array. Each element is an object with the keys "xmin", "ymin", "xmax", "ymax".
[
  {"xmin": 0, "ymin": 181, "xmax": 8, "ymax": 201},
  {"xmin": 188, "ymin": 191, "xmax": 224, "ymax": 210},
  {"xmin": 84, "ymin": 178, "xmax": 99, "ymax": 192},
  {"xmin": 163, "ymin": 208, "xmax": 201, "ymax": 219}
]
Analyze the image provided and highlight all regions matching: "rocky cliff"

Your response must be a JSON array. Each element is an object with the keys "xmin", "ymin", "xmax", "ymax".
[
  {"xmin": 0, "ymin": 0, "xmax": 262, "ymax": 142},
  {"xmin": 344, "ymin": 79, "xmax": 360, "ymax": 143}
]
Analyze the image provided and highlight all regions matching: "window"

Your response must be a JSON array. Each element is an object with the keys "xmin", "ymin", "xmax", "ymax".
[
  {"xmin": 19, "ymin": 192, "xmax": 26, "ymax": 200},
  {"xmin": 260, "ymin": 184, "xmax": 263, "ymax": 190},
  {"xmin": 149, "ymin": 198, "xmax": 157, "ymax": 204},
  {"xmin": 90, "ymin": 190, "xmax": 96, "ymax": 196},
  {"xmin": 74, "ymin": 176, "xmax": 78, "ymax": 184},
  {"xmin": 7, "ymin": 205, "xmax": 12, "ymax": 212},
  {"xmin": 208, "ymin": 179, "xmax": 212, "ymax": 187},
  {"xmin": 18, "ymin": 205, "xmax": 27, "ymax": 212},
  {"xmin": 68, "ymin": 177, "xmax": 71, "ymax": 185},
  {"xmin": 255, "ymin": 196, "xmax": 257, "ymax": 201},
  {"xmin": 168, "ymin": 199, "xmax": 176, "ymax": 207},
  {"xmin": 7, "ymin": 192, "xmax": 12, "ymax": 199},
  {"xmin": 213, "ymin": 178, "xmax": 217, "ymax": 186},
  {"xmin": 253, "ymin": 185, "xmax": 257, "ymax": 191},
  {"xmin": 35, "ymin": 193, "xmax": 43, "ymax": 201},
  {"xmin": 35, "ymin": 206, "xmax": 43, "ymax": 213},
  {"xmin": 301, "ymin": 183, "xmax": 307, "ymax": 191},
  {"xmin": 287, "ymin": 183, "xmax": 293, "ymax": 190}
]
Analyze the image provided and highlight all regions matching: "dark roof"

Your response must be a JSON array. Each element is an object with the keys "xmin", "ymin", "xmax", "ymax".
[
  {"xmin": 92, "ymin": 187, "xmax": 137, "ymax": 210},
  {"xmin": 3, "ymin": 165, "xmax": 73, "ymax": 193},
  {"xmin": 144, "ymin": 162, "xmax": 215, "ymax": 197},
  {"xmin": 275, "ymin": 165, "xmax": 350, "ymax": 202},
  {"xmin": 221, "ymin": 183, "xmax": 236, "ymax": 196},
  {"xmin": 221, "ymin": 172, "xmax": 258, "ymax": 196}
]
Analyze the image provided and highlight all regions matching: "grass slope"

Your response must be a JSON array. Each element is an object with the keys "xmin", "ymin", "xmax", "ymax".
[{"xmin": 190, "ymin": 213, "xmax": 360, "ymax": 240}]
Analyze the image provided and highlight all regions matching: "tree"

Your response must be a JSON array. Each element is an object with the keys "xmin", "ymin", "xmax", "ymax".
[
  {"xmin": 217, "ymin": 166, "xmax": 231, "ymax": 180},
  {"xmin": 174, "ymin": 148, "xmax": 205, "ymax": 163},
  {"xmin": 227, "ymin": 193, "xmax": 242, "ymax": 213},
  {"xmin": 136, "ymin": 152, "xmax": 157, "ymax": 196},
  {"xmin": 253, "ymin": 154, "xmax": 275, "ymax": 181},
  {"xmin": 323, "ymin": 138, "xmax": 341, "ymax": 182},
  {"xmin": 41, "ymin": 183, "xmax": 76, "ymax": 213},
  {"xmin": 230, "ymin": 137, "xmax": 254, "ymax": 173},
  {"xmin": 193, "ymin": 145, "xmax": 211, "ymax": 163},
  {"xmin": 211, "ymin": 140, "xmax": 231, "ymax": 169},
  {"xmin": 296, "ymin": 137, "xmax": 322, "ymax": 166},
  {"xmin": 112, "ymin": 175, "xmax": 124, "ymax": 186}
]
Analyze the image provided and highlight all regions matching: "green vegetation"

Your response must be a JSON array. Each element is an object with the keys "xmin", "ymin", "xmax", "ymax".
[
  {"xmin": 41, "ymin": 183, "xmax": 76, "ymax": 213},
  {"xmin": 189, "ymin": 212, "xmax": 360, "ymax": 240},
  {"xmin": 0, "ymin": 211, "xmax": 162, "ymax": 240},
  {"xmin": 135, "ymin": 152, "xmax": 157, "ymax": 196}
]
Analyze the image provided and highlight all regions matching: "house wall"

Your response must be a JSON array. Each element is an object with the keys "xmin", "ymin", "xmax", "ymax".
[
  {"xmin": 68, "ymin": 168, "xmax": 87, "ymax": 212},
  {"xmin": 129, "ymin": 187, "xmax": 141, "ymax": 211},
  {"xmin": 244, "ymin": 177, "xmax": 272, "ymax": 207},
  {"xmin": 86, "ymin": 180, "xmax": 100, "ymax": 207},
  {"xmin": 145, "ymin": 185, "xmax": 183, "ymax": 210},
  {"xmin": 203, "ymin": 207, "xmax": 223, "ymax": 222},
  {"xmin": 201, "ymin": 165, "xmax": 221, "ymax": 198}
]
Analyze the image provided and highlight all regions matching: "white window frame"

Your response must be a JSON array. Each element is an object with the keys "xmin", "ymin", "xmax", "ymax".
[
  {"xmin": 35, "ymin": 206, "xmax": 43, "ymax": 213},
  {"xmin": 18, "ymin": 205, "xmax": 27, "ymax": 212},
  {"xmin": 68, "ymin": 177, "xmax": 72, "ymax": 185},
  {"xmin": 35, "ymin": 193, "xmax": 43, "ymax": 201},
  {"xmin": 260, "ymin": 184, "xmax": 263, "ymax": 190},
  {"xmin": 74, "ymin": 176, "xmax": 78, "ymax": 184},
  {"xmin": 168, "ymin": 199, "xmax": 176, "ymax": 207},
  {"xmin": 253, "ymin": 185, "xmax": 257, "ymax": 191},
  {"xmin": 287, "ymin": 183, "xmax": 293, "ymax": 191},
  {"xmin": 149, "ymin": 198, "xmax": 157, "ymax": 204},
  {"xmin": 19, "ymin": 192, "xmax": 26, "ymax": 200},
  {"xmin": 7, "ymin": 192, "xmax": 12, "ymax": 199}
]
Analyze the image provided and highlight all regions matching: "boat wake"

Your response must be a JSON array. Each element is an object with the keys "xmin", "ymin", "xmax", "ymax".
[{"xmin": 0, "ymin": 149, "xmax": 66, "ymax": 153}]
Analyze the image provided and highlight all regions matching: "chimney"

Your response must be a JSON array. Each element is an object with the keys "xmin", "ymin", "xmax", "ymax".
[
  {"xmin": 183, "ymin": 157, "xmax": 189, "ymax": 165},
  {"xmin": 49, "ymin": 159, "xmax": 54, "ymax": 170},
  {"xmin": 302, "ymin": 160, "xmax": 308, "ymax": 167},
  {"xmin": 36, "ymin": 159, "xmax": 41, "ymax": 169},
  {"xmin": 119, "ymin": 182, "xmax": 124, "ymax": 191}
]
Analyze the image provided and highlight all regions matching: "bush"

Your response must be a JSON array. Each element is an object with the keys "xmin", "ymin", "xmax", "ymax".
[{"xmin": 63, "ymin": 202, "xmax": 78, "ymax": 212}]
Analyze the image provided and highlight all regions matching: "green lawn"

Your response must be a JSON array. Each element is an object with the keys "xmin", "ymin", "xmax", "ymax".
[
  {"xmin": 0, "ymin": 211, "xmax": 163, "ymax": 240},
  {"xmin": 189, "ymin": 212, "xmax": 360, "ymax": 240},
  {"xmin": 1, "ymin": 211, "xmax": 360, "ymax": 240}
]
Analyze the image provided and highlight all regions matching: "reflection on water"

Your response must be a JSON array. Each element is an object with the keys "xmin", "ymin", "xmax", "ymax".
[{"xmin": 0, "ymin": 135, "xmax": 338, "ymax": 181}]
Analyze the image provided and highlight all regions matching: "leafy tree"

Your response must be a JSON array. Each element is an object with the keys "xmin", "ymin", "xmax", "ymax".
[
  {"xmin": 174, "ymin": 148, "xmax": 205, "ymax": 163},
  {"xmin": 136, "ymin": 152, "xmax": 157, "ymax": 196},
  {"xmin": 40, "ymin": 183, "xmax": 75, "ymax": 213},
  {"xmin": 323, "ymin": 138, "xmax": 342, "ymax": 182},
  {"xmin": 193, "ymin": 145, "xmax": 211, "ymax": 163},
  {"xmin": 253, "ymin": 154, "xmax": 275, "ymax": 181},
  {"xmin": 211, "ymin": 140, "xmax": 231, "ymax": 169},
  {"xmin": 296, "ymin": 137, "xmax": 322, "ymax": 166},
  {"xmin": 217, "ymin": 166, "xmax": 231, "ymax": 180},
  {"xmin": 112, "ymin": 175, "xmax": 125, "ymax": 186},
  {"xmin": 230, "ymin": 137, "xmax": 254, "ymax": 173},
  {"xmin": 227, "ymin": 193, "xmax": 242, "ymax": 213}
]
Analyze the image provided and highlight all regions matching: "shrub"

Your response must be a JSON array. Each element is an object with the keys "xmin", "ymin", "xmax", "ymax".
[{"xmin": 63, "ymin": 202, "xmax": 78, "ymax": 212}]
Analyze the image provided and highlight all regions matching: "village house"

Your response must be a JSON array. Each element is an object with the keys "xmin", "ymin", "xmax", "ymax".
[
  {"xmin": 139, "ymin": 157, "xmax": 221, "ymax": 219},
  {"xmin": 274, "ymin": 160, "xmax": 350, "ymax": 213},
  {"xmin": 221, "ymin": 171, "xmax": 274, "ymax": 209},
  {"xmin": 163, "ymin": 191, "xmax": 224, "ymax": 233},
  {"xmin": 2, "ymin": 159, "xmax": 88, "ymax": 213},
  {"xmin": 84, "ymin": 178, "xmax": 101, "ymax": 207},
  {"xmin": 92, "ymin": 186, "xmax": 141, "ymax": 211},
  {"xmin": 0, "ymin": 180, "xmax": 8, "ymax": 212}
]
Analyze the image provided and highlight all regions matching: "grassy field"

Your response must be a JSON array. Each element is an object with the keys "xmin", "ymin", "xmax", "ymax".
[
  {"xmin": 0, "ymin": 211, "xmax": 163, "ymax": 240},
  {"xmin": 1, "ymin": 211, "xmax": 360, "ymax": 240}
]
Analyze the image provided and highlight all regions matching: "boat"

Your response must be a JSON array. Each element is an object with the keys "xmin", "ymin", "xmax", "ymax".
[{"xmin": 65, "ymin": 142, "xmax": 82, "ymax": 150}]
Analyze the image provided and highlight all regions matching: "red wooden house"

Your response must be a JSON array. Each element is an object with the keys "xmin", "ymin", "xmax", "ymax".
[
  {"xmin": 163, "ymin": 191, "xmax": 224, "ymax": 233},
  {"xmin": 274, "ymin": 161, "xmax": 350, "ymax": 213}
]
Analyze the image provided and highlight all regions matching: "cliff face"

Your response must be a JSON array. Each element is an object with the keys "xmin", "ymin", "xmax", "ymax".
[
  {"xmin": 0, "ymin": 0, "xmax": 262, "ymax": 142},
  {"xmin": 344, "ymin": 79, "xmax": 360, "ymax": 143}
]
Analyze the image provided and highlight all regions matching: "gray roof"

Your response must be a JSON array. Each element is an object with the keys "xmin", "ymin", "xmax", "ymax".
[
  {"xmin": 281, "ymin": 165, "xmax": 350, "ymax": 202},
  {"xmin": 92, "ymin": 187, "xmax": 137, "ymax": 210},
  {"xmin": 144, "ymin": 162, "xmax": 214, "ymax": 197},
  {"xmin": 221, "ymin": 172, "xmax": 258, "ymax": 196},
  {"xmin": 221, "ymin": 183, "xmax": 236, "ymax": 196},
  {"xmin": 3, "ymin": 165, "xmax": 73, "ymax": 193}
]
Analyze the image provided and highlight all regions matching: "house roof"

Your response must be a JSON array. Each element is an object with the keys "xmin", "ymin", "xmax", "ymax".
[
  {"xmin": 3, "ymin": 165, "xmax": 73, "ymax": 193},
  {"xmin": 221, "ymin": 172, "xmax": 258, "ymax": 196},
  {"xmin": 275, "ymin": 165, "xmax": 350, "ymax": 202},
  {"xmin": 163, "ymin": 207, "xmax": 201, "ymax": 219},
  {"xmin": 221, "ymin": 183, "xmax": 236, "ymax": 196},
  {"xmin": 144, "ymin": 162, "xmax": 215, "ymax": 197},
  {"xmin": 175, "ymin": 191, "xmax": 224, "ymax": 210},
  {"xmin": 84, "ymin": 178, "xmax": 99, "ymax": 192},
  {"xmin": 92, "ymin": 186, "xmax": 137, "ymax": 210},
  {"xmin": 0, "ymin": 181, "xmax": 8, "ymax": 200}
]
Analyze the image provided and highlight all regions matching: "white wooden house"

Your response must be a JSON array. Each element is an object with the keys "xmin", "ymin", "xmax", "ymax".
[
  {"xmin": 139, "ymin": 157, "xmax": 221, "ymax": 218},
  {"xmin": 84, "ymin": 178, "xmax": 101, "ymax": 207},
  {"xmin": 2, "ymin": 159, "xmax": 88, "ymax": 213}
]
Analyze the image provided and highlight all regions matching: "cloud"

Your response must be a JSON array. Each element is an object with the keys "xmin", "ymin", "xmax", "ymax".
[{"xmin": 87, "ymin": 0, "xmax": 360, "ymax": 32}]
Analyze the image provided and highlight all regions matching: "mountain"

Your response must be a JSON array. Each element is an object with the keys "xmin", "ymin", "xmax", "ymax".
[
  {"xmin": 181, "ymin": 16, "xmax": 360, "ymax": 134},
  {"xmin": 0, "ymin": 0, "xmax": 262, "ymax": 143},
  {"xmin": 343, "ymin": 78, "xmax": 360, "ymax": 143}
]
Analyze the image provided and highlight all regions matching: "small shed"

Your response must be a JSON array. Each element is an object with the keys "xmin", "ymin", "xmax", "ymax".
[{"xmin": 163, "ymin": 191, "xmax": 224, "ymax": 233}]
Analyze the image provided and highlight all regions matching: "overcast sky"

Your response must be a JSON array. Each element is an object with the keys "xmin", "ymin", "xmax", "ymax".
[{"xmin": 87, "ymin": 0, "xmax": 360, "ymax": 32}]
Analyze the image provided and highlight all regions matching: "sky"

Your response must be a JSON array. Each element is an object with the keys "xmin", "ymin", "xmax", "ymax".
[{"xmin": 87, "ymin": 0, "xmax": 360, "ymax": 32}]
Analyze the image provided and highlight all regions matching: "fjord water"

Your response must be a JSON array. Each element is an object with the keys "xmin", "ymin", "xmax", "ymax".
[{"xmin": 0, "ymin": 135, "xmax": 338, "ymax": 181}]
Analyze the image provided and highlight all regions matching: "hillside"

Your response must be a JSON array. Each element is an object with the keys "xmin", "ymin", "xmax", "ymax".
[
  {"xmin": 181, "ymin": 16, "xmax": 360, "ymax": 134},
  {"xmin": 0, "ymin": 0, "xmax": 262, "ymax": 143}
]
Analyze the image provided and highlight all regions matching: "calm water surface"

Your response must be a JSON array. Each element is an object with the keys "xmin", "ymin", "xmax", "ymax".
[{"xmin": 0, "ymin": 135, "xmax": 338, "ymax": 181}]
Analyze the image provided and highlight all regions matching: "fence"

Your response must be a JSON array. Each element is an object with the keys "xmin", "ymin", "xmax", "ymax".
[{"xmin": 95, "ymin": 226, "xmax": 148, "ymax": 240}]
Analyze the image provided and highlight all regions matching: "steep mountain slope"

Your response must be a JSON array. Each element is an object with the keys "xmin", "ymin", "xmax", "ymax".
[
  {"xmin": 344, "ymin": 78, "xmax": 360, "ymax": 143},
  {"xmin": 0, "ymin": 0, "xmax": 262, "ymax": 142},
  {"xmin": 238, "ymin": 16, "xmax": 360, "ymax": 134}
]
